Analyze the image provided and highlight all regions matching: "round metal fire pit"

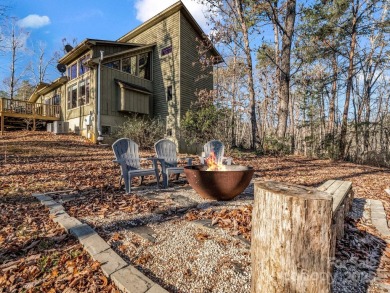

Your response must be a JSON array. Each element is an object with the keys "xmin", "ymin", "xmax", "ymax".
[{"xmin": 184, "ymin": 165, "xmax": 254, "ymax": 200}]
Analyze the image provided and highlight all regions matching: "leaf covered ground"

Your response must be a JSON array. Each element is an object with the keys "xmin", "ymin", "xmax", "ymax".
[{"xmin": 1, "ymin": 131, "xmax": 390, "ymax": 292}]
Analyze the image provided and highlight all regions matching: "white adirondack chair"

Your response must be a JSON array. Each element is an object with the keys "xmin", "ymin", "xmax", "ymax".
[
  {"xmin": 112, "ymin": 138, "xmax": 159, "ymax": 193},
  {"xmin": 200, "ymin": 140, "xmax": 232, "ymax": 165},
  {"xmin": 154, "ymin": 139, "xmax": 192, "ymax": 188}
]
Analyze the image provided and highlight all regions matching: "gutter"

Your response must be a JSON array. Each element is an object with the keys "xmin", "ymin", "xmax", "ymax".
[{"xmin": 97, "ymin": 51, "xmax": 104, "ymax": 143}]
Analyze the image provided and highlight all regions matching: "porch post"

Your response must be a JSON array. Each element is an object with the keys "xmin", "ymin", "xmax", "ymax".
[
  {"xmin": 32, "ymin": 103, "xmax": 36, "ymax": 131},
  {"xmin": 0, "ymin": 99, "xmax": 3, "ymax": 135},
  {"xmin": 1, "ymin": 115, "xmax": 4, "ymax": 135}
]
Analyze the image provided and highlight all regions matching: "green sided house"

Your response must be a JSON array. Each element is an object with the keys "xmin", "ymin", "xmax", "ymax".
[{"xmin": 27, "ymin": 1, "xmax": 221, "ymax": 150}]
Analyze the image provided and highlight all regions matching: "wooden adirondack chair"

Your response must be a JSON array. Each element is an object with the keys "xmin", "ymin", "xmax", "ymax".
[
  {"xmin": 112, "ymin": 138, "xmax": 159, "ymax": 193},
  {"xmin": 200, "ymin": 140, "xmax": 232, "ymax": 165},
  {"xmin": 154, "ymin": 139, "xmax": 192, "ymax": 188}
]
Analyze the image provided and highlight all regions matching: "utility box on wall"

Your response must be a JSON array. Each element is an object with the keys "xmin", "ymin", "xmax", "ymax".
[
  {"xmin": 84, "ymin": 115, "xmax": 92, "ymax": 126},
  {"xmin": 53, "ymin": 121, "xmax": 69, "ymax": 134},
  {"xmin": 46, "ymin": 123, "xmax": 53, "ymax": 132}
]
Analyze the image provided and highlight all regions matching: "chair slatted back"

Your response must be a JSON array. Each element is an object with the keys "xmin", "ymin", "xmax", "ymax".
[
  {"xmin": 204, "ymin": 140, "xmax": 225, "ymax": 165},
  {"xmin": 112, "ymin": 138, "xmax": 140, "ymax": 170},
  {"xmin": 155, "ymin": 139, "xmax": 178, "ymax": 168}
]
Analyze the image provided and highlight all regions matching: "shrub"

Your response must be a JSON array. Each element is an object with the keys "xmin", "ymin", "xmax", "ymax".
[
  {"xmin": 181, "ymin": 102, "xmax": 229, "ymax": 146},
  {"xmin": 114, "ymin": 116, "xmax": 165, "ymax": 149},
  {"xmin": 263, "ymin": 136, "xmax": 291, "ymax": 155}
]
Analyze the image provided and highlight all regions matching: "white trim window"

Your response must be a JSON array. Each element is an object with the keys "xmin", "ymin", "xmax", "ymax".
[{"xmin": 67, "ymin": 79, "xmax": 90, "ymax": 110}]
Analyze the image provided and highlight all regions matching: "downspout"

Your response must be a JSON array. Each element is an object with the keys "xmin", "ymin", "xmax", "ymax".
[{"xmin": 97, "ymin": 50, "xmax": 104, "ymax": 143}]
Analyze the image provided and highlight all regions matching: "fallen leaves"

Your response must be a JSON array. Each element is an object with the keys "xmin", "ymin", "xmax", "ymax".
[
  {"xmin": 63, "ymin": 192, "xmax": 160, "ymax": 219},
  {"xmin": 1, "ymin": 131, "xmax": 390, "ymax": 292},
  {"xmin": 186, "ymin": 205, "xmax": 253, "ymax": 240}
]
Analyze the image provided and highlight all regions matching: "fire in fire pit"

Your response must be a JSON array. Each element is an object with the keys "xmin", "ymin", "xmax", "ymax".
[{"xmin": 184, "ymin": 152, "xmax": 254, "ymax": 200}]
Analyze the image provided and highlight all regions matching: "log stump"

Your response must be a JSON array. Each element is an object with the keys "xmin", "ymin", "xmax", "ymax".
[{"xmin": 251, "ymin": 181, "xmax": 333, "ymax": 293}]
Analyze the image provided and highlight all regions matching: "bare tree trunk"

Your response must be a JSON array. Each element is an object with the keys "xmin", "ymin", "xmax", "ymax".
[
  {"xmin": 234, "ymin": 0, "xmax": 259, "ymax": 149},
  {"xmin": 272, "ymin": 0, "xmax": 281, "ymax": 117},
  {"xmin": 10, "ymin": 27, "xmax": 16, "ymax": 100},
  {"xmin": 289, "ymin": 92, "xmax": 295, "ymax": 153},
  {"xmin": 328, "ymin": 53, "xmax": 338, "ymax": 138},
  {"xmin": 276, "ymin": 0, "xmax": 296, "ymax": 138},
  {"xmin": 339, "ymin": 1, "xmax": 358, "ymax": 159},
  {"xmin": 231, "ymin": 54, "xmax": 237, "ymax": 147}
]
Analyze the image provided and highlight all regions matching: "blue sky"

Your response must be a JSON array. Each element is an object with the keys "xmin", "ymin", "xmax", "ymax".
[{"xmin": 0, "ymin": 0, "xmax": 209, "ymax": 89}]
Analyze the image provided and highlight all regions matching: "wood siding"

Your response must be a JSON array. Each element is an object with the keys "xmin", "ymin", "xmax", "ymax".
[
  {"xmin": 180, "ymin": 12, "xmax": 213, "ymax": 120},
  {"xmin": 124, "ymin": 12, "xmax": 181, "ymax": 128},
  {"xmin": 100, "ymin": 66, "xmax": 152, "ymax": 116}
]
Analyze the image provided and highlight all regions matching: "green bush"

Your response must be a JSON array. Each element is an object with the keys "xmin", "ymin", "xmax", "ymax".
[
  {"xmin": 181, "ymin": 102, "xmax": 229, "ymax": 146},
  {"xmin": 115, "ymin": 116, "xmax": 165, "ymax": 149},
  {"xmin": 263, "ymin": 136, "xmax": 291, "ymax": 155}
]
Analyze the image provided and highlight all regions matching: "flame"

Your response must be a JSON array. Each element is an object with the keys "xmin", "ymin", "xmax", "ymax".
[{"xmin": 205, "ymin": 151, "xmax": 226, "ymax": 171}]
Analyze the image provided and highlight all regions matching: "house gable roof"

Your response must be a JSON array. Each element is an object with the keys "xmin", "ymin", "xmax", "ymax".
[
  {"xmin": 28, "ymin": 76, "xmax": 69, "ymax": 103},
  {"xmin": 117, "ymin": 1, "xmax": 222, "ymax": 61},
  {"xmin": 58, "ymin": 39, "xmax": 142, "ymax": 65}
]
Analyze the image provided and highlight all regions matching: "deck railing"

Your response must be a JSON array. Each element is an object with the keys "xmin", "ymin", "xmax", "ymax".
[{"xmin": 0, "ymin": 98, "xmax": 60, "ymax": 119}]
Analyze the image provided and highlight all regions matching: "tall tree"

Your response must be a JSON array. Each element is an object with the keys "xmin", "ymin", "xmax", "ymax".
[
  {"xmin": 2, "ymin": 17, "xmax": 30, "ymax": 100},
  {"xmin": 339, "ymin": 0, "xmax": 359, "ymax": 159},
  {"xmin": 28, "ymin": 41, "xmax": 60, "ymax": 84},
  {"xmin": 261, "ymin": 0, "xmax": 297, "ymax": 138},
  {"xmin": 200, "ymin": 0, "xmax": 261, "ymax": 149}
]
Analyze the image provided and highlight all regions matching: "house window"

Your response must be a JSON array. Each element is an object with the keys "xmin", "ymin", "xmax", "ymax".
[
  {"xmin": 71, "ymin": 85, "xmax": 77, "ymax": 108},
  {"xmin": 122, "ymin": 56, "xmax": 137, "ymax": 75},
  {"xmin": 138, "ymin": 52, "xmax": 151, "ymax": 80},
  {"xmin": 167, "ymin": 85, "xmax": 173, "ymax": 101},
  {"xmin": 68, "ymin": 63, "xmax": 77, "ymax": 80},
  {"xmin": 52, "ymin": 94, "xmax": 60, "ymax": 105},
  {"xmin": 161, "ymin": 45, "xmax": 172, "ymax": 56},
  {"xmin": 104, "ymin": 60, "xmax": 120, "ymax": 70},
  {"xmin": 85, "ymin": 79, "xmax": 90, "ymax": 104},
  {"xmin": 67, "ymin": 84, "xmax": 77, "ymax": 109},
  {"xmin": 79, "ymin": 54, "xmax": 90, "ymax": 75},
  {"xmin": 67, "ymin": 88, "xmax": 71, "ymax": 109},
  {"xmin": 78, "ymin": 80, "xmax": 86, "ymax": 106},
  {"xmin": 67, "ymin": 79, "xmax": 89, "ymax": 110}
]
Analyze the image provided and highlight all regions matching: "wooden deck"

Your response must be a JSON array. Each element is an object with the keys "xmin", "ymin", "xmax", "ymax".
[{"xmin": 0, "ymin": 98, "xmax": 61, "ymax": 134}]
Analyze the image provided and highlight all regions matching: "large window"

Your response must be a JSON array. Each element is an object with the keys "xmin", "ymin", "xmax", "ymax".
[
  {"xmin": 115, "ymin": 52, "xmax": 152, "ymax": 80},
  {"xmin": 69, "ymin": 63, "xmax": 77, "ymax": 80},
  {"xmin": 79, "ymin": 80, "xmax": 86, "ymax": 106},
  {"xmin": 71, "ymin": 85, "xmax": 77, "ymax": 108},
  {"xmin": 138, "ymin": 52, "xmax": 151, "ymax": 80},
  {"xmin": 85, "ymin": 79, "xmax": 90, "ymax": 104},
  {"xmin": 104, "ymin": 60, "xmax": 120, "ymax": 70},
  {"xmin": 79, "ymin": 54, "xmax": 90, "ymax": 75},
  {"xmin": 67, "ymin": 53, "xmax": 90, "ymax": 80},
  {"xmin": 52, "ymin": 94, "xmax": 60, "ymax": 105},
  {"xmin": 67, "ymin": 80, "xmax": 89, "ymax": 110},
  {"xmin": 122, "ymin": 56, "xmax": 137, "ymax": 75}
]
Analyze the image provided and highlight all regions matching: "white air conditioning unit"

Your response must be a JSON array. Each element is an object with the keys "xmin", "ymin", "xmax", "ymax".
[
  {"xmin": 46, "ymin": 123, "xmax": 53, "ymax": 132},
  {"xmin": 53, "ymin": 121, "xmax": 69, "ymax": 134}
]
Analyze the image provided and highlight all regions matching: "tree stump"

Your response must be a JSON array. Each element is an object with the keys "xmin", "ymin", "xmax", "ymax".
[{"xmin": 251, "ymin": 181, "xmax": 333, "ymax": 293}]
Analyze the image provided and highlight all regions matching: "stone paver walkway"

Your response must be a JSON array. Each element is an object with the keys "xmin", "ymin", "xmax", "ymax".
[{"xmin": 32, "ymin": 193, "xmax": 168, "ymax": 293}]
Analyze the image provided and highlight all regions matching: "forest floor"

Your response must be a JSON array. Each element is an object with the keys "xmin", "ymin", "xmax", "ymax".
[{"xmin": 1, "ymin": 131, "xmax": 390, "ymax": 292}]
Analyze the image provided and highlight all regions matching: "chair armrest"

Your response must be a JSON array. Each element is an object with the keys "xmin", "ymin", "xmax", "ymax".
[
  {"xmin": 113, "ymin": 159, "xmax": 128, "ymax": 175},
  {"xmin": 184, "ymin": 157, "xmax": 192, "ymax": 166},
  {"xmin": 223, "ymin": 156, "xmax": 233, "ymax": 165},
  {"xmin": 154, "ymin": 158, "xmax": 167, "ymax": 172},
  {"xmin": 177, "ymin": 157, "xmax": 193, "ymax": 166},
  {"xmin": 145, "ymin": 157, "xmax": 159, "ymax": 170}
]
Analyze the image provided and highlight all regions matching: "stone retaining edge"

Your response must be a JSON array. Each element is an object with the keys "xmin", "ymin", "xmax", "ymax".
[
  {"xmin": 369, "ymin": 199, "xmax": 390, "ymax": 239},
  {"xmin": 32, "ymin": 193, "xmax": 168, "ymax": 293}
]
